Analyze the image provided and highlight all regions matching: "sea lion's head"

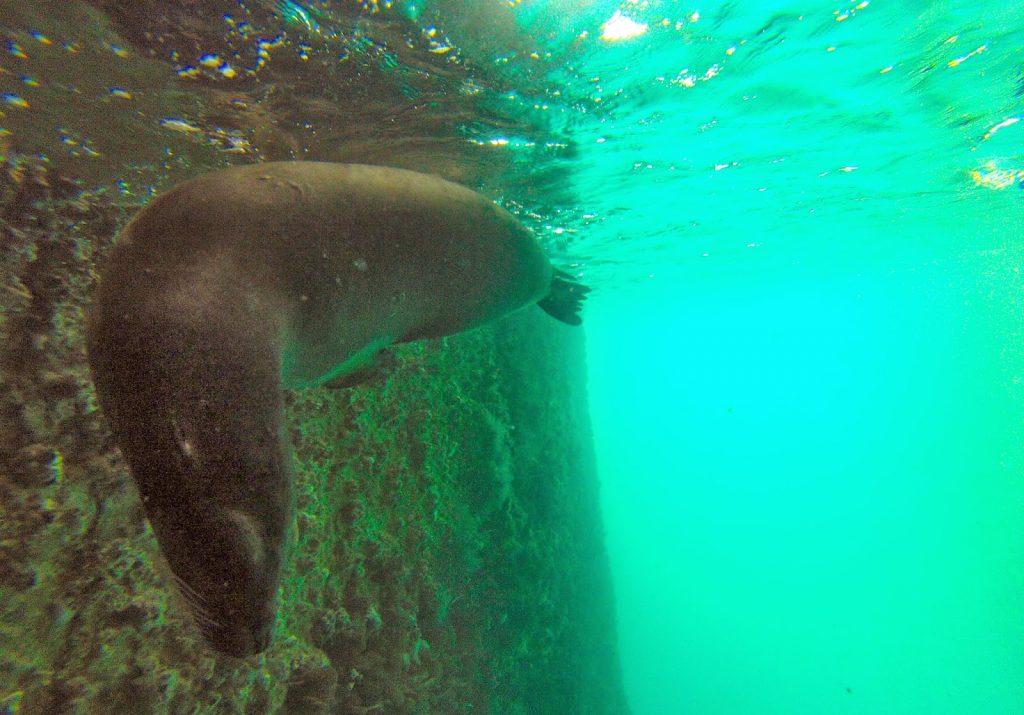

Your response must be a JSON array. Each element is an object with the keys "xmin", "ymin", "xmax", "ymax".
[
  {"xmin": 87, "ymin": 297, "xmax": 291, "ymax": 658},
  {"xmin": 156, "ymin": 503, "xmax": 281, "ymax": 657},
  {"xmin": 140, "ymin": 356, "xmax": 290, "ymax": 658}
]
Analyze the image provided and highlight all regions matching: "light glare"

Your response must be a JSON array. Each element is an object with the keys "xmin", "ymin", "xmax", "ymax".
[{"xmin": 600, "ymin": 11, "xmax": 648, "ymax": 42}]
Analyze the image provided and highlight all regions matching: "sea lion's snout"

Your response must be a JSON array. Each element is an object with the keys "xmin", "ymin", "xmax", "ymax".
[
  {"xmin": 166, "ymin": 506, "xmax": 281, "ymax": 658},
  {"xmin": 220, "ymin": 619, "xmax": 273, "ymax": 659},
  {"xmin": 149, "ymin": 379, "xmax": 289, "ymax": 658},
  {"xmin": 203, "ymin": 622, "xmax": 270, "ymax": 659}
]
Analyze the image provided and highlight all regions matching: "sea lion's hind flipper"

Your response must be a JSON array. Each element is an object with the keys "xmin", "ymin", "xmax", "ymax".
[
  {"xmin": 537, "ymin": 269, "xmax": 590, "ymax": 326},
  {"xmin": 323, "ymin": 348, "xmax": 398, "ymax": 389}
]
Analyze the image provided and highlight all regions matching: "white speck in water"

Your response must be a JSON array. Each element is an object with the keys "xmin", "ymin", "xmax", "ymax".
[{"xmin": 353, "ymin": 258, "xmax": 368, "ymax": 271}]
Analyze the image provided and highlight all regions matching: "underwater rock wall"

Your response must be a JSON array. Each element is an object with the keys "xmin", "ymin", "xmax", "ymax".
[{"xmin": 0, "ymin": 164, "xmax": 629, "ymax": 714}]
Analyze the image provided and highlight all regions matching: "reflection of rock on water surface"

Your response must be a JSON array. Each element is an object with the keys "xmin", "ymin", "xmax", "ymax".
[{"xmin": 1, "ymin": 0, "xmax": 571, "ymax": 197}]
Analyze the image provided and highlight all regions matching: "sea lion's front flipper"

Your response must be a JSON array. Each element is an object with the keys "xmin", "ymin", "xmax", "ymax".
[
  {"xmin": 322, "ymin": 348, "xmax": 399, "ymax": 390},
  {"xmin": 537, "ymin": 269, "xmax": 590, "ymax": 326},
  {"xmin": 87, "ymin": 295, "xmax": 290, "ymax": 657}
]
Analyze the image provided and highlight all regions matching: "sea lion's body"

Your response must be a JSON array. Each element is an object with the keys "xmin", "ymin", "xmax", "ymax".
[{"xmin": 86, "ymin": 162, "xmax": 583, "ymax": 656}]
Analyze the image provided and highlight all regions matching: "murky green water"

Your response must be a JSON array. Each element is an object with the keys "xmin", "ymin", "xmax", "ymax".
[{"xmin": 3, "ymin": 1, "xmax": 1023, "ymax": 713}]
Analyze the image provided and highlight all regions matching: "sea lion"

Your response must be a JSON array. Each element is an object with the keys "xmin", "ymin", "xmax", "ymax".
[{"xmin": 85, "ymin": 161, "xmax": 586, "ymax": 657}]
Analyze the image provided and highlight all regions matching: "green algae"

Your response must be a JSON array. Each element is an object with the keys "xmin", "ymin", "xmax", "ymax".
[{"xmin": 0, "ymin": 162, "xmax": 628, "ymax": 713}]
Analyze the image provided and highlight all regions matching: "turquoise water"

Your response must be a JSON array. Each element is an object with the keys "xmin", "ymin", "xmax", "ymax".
[{"xmin": 568, "ymin": 2, "xmax": 1024, "ymax": 713}]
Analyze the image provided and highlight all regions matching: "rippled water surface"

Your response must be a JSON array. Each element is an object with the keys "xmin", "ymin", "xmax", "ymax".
[{"xmin": 4, "ymin": 1, "xmax": 1022, "ymax": 280}]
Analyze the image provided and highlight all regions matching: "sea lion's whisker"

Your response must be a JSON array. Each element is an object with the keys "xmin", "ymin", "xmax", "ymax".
[
  {"xmin": 170, "ymin": 571, "xmax": 205, "ymax": 604},
  {"xmin": 183, "ymin": 597, "xmax": 223, "ymax": 631},
  {"xmin": 171, "ymin": 573, "xmax": 222, "ymax": 629}
]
